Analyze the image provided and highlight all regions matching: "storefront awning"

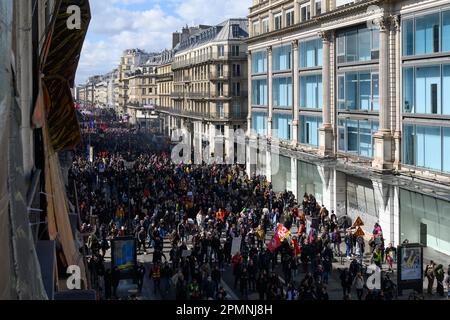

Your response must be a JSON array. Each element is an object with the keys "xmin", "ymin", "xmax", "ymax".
[{"xmin": 34, "ymin": 0, "xmax": 91, "ymax": 152}]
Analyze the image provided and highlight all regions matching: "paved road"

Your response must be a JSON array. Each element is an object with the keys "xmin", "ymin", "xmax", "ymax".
[{"xmin": 106, "ymin": 222, "xmax": 448, "ymax": 301}]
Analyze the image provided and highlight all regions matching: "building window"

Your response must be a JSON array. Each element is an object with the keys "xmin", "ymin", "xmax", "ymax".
[
  {"xmin": 232, "ymin": 101, "xmax": 241, "ymax": 115},
  {"xmin": 232, "ymin": 82, "xmax": 241, "ymax": 96},
  {"xmin": 338, "ymin": 71, "xmax": 379, "ymax": 111},
  {"xmin": 217, "ymin": 83, "xmax": 224, "ymax": 96},
  {"xmin": 300, "ymin": 116, "xmax": 322, "ymax": 146},
  {"xmin": 337, "ymin": 26, "xmax": 379, "ymax": 63},
  {"xmin": 273, "ymin": 77, "xmax": 292, "ymax": 108},
  {"xmin": 315, "ymin": 0, "xmax": 322, "ymax": 15},
  {"xmin": 218, "ymin": 45, "xmax": 225, "ymax": 57},
  {"xmin": 217, "ymin": 64, "xmax": 224, "ymax": 77},
  {"xmin": 252, "ymin": 21, "xmax": 260, "ymax": 36},
  {"xmin": 262, "ymin": 17, "xmax": 269, "ymax": 33},
  {"xmin": 232, "ymin": 64, "xmax": 241, "ymax": 77},
  {"xmin": 403, "ymin": 11, "xmax": 450, "ymax": 56},
  {"xmin": 273, "ymin": 113, "xmax": 292, "ymax": 141},
  {"xmin": 252, "ymin": 112, "xmax": 268, "ymax": 136},
  {"xmin": 274, "ymin": 13, "xmax": 282, "ymax": 30},
  {"xmin": 273, "ymin": 44, "xmax": 292, "ymax": 71},
  {"xmin": 252, "ymin": 50, "xmax": 267, "ymax": 74},
  {"xmin": 286, "ymin": 9, "xmax": 294, "ymax": 27},
  {"xmin": 403, "ymin": 124, "xmax": 448, "ymax": 172},
  {"xmin": 300, "ymin": 75, "xmax": 322, "ymax": 109},
  {"xmin": 232, "ymin": 24, "xmax": 240, "ymax": 38},
  {"xmin": 231, "ymin": 45, "xmax": 240, "ymax": 57},
  {"xmin": 252, "ymin": 79, "xmax": 268, "ymax": 106},
  {"xmin": 142, "ymin": 88, "xmax": 146, "ymax": 95},
  {"xmin": 299, "ymin": 38, "xmax": 323, "ymax": 68},
  {"xmin": 415, "ymin": 13, "xmax": 440, "ymax": 55},
  {"xmin": 301, "ymin": 4, "xmax": 311, "ymax": 22},
  {"xmin": 149, "ymin": 88, "xmax": 153, "ymax": 94},
  {"xmin": 338, "ymin": 119, "xmax": 379, "ymax": 158},
  {"xmin": 403, "ymin": 64, "xmax": 450, "ymax": 115},
  {"xmin": 216, "ymin": 102, "xmax": 224, "ymax": 118},
  {"xmin": 443, "ymin": 11, "xmax": 450, "ymax": 52}
]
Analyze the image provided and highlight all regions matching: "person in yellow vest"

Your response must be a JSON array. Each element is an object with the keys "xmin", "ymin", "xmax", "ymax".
[
  {"xmin": 255, "ymin": 224, "xmax": 265, "ymax": 249},
  {"xmin": 372, "ymin": 246, "xmax": 383, "ymax": 268}
]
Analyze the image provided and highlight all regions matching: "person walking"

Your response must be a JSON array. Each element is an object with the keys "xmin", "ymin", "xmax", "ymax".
[
  {"xmin": 150, "ymin": 262, "xmax": 161, "ymax": 295},
  {"xmin": 353, "ymin": 272, "xmax": 365, "ymax": 300},
  {"xmin": 435, "ymin": 264, "xmax": 445, "ymax": 297},
  {"xmin": 424, "ymin": 260, "xmax": 436, "ymax": 295}
]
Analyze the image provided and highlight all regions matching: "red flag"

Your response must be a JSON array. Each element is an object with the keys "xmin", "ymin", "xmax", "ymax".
[
  {"xmin": 267, "ymin": 225, "xmax": 290, "ymax": 252},
  {"xmin": 268, "ymin": 235, "xmax": 282, "ymax": 252}
]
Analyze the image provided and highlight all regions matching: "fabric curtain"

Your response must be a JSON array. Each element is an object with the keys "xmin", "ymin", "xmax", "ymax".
[{"xmin": 43, "ymin": 119, "xmax": 87, "ymax": 287}]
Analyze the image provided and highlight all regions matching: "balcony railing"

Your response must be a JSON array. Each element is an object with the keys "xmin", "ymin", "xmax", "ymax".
[
  {"xmin": 172, "ymin": 52, "xmax": 248, "ymax": 70},
  {"xmin": 156, "ymin": 105, "xmax": 247, "ymax": 121}
]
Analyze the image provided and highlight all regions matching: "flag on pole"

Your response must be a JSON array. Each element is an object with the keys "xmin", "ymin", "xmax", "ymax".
[{"xmin": 267, "ymin": 224, "xmax": 291, "ymax": 252}]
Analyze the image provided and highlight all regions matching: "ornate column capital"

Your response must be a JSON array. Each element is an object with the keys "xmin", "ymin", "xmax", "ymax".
[
  {"xmin": 318, "ymin": 30, "xmax": 332, "ymax": 42},
  {"xmin": 291, "ymin": 39, "xmax": 299, "ymax": 50},
  {"xmin": 374, "ymin": 16, "xmax": 391, "ymax": 32},
  {"xmin": 267, "ymin": 46, "xmax": 272, "ymax": 55},
  {"xmin": 390, "ymin": 15, "xmax": 400, "ymax": 32}
]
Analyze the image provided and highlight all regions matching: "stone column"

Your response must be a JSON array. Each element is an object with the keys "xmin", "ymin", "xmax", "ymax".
[
  {"xmin": 291, "ymin": 157, "xmax": 298, "ymax": 199},
  {"xmin": 267, "ymin": 46, "xmax": 273, "ymax": 138},
  {"xmin": 392, "ymin": 15, "xmax": 402, "ymax": 169},
  {"xmin": 318, "ymin": 31, "xmax": 334, "ymax": 157},
  {"xmin": 292, "ymin": 40, "xmax": 299, "ymax": 145},
  {"xmin": 372, "ymin": 16, "xmax": 394, "ymax": 171},
  {"xmin": 321, "ymin": 0, "xmax": 329, "ymax": 13},
  {"xmin": 310, "ymin": 0, "xmax": 316, "ymax": 17},
  {"xmin": 248, "ymin": 50, "xmax": 253, "ymax": 133},
  {"xmin": 294, "ymin": 0, "xmax": 301, "ymax": 24},
  {"xmin": 373, "ymin": 181, "xmax": 397, "ymax": 246}
]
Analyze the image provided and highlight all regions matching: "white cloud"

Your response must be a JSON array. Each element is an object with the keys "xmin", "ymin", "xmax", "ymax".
[{"xmin": 75, "ymin": 0, "xmax": 252, "ymax": 85}]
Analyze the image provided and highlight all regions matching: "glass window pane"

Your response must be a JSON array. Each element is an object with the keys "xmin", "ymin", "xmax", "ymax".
[
  {"xmin": 372, "ymin": 73, "xmax": 379, "ymax": 111},
  {"xmin": 425, "ymin": 126, "xmax": 442, "ymax": 170},
  {"xmin": 403, "ymin": 68, "xmax": 414, "ymax": 113},
  {"xmin": 346, "ymin": 30, "xmax": 358, "ymax": 62},
  {"xmin": 318, "ymin": 75, "xmax": 323, "ymax": 109},
  {"xmin": 359, "ymin": 72, "xmax": 371, "ymax": 110},
  {"xmin": 339, "ymin": 127, "xmax": 346, "ymax": 151},
  {"xmin": 345, "ymin": 73, "xmax": 358, "ymax": 110},
  {"xmin": 358, "ymin": 28, "xmax": 371, "ymax": 61},
  {"xmin": 415, "ymin": 13, "xmax": 440, "ymax": 55},
  {"xmin": 347, "ymin": 120, "xmax": 358, "ymax": 152},
  {"xmin": 444, "ymin": 127, "xmax": 450, "ymax": 172},
  {"xmin": 443, "ymin": 65, "xmax": 450, "ymax": 115},
  {"xmin": 317, "ymin": 40, "xmax": 323, "ymax": 67},
  {"xmin": 403, "ymin": 124, "xmax": 415, "ymax": 165},
  {"xmin": 338, "ymin": 75, "xmax": 345, "ymax": 109},
  {"xmin": 403, "ymin": 19, "xmax": 414, "ymax": 56},
  {"xmin": 443, "ymin": 11, "xmax": 450, "ymax": 52},
  {"xmin": 416, "ymin": 66, "xmax": 440, "ymax": 114},
  {"xmin": 359, "ymin": 120, "xmax": 372, "ymax": 157}
]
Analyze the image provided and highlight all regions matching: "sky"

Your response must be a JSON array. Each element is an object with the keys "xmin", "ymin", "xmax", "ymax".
[{"xmin": 75, "ymin": 0, "xmax": 253, "ymax": 85}]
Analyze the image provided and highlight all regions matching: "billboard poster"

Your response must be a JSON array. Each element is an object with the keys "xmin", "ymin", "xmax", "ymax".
[
  {"xmin": 400, "ymin": 246, "xmax": 422, "ymax": 281},
  {"xmin": 111, "ymin": 237, "xmax": 137, "ymax": 278}
]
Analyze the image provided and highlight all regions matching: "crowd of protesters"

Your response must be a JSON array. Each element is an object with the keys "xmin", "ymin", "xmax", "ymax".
[{"xmin": 68, "ymin": 120, "xmax": 450, "ymax": 301}]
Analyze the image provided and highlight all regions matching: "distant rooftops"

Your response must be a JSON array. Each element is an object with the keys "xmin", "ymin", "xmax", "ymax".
[{"xmin": 175, "ymin": 18, "xmax": 248, "ymax": 53}]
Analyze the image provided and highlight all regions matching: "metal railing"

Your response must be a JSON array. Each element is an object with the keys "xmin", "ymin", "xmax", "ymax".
[
  {"xmin": 156, "ymin": 105, "xmax": 248, "ymax": 121},
  {"xmin": 172, "ymin": 51, "xmax": 248, "ymax": 70}
]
